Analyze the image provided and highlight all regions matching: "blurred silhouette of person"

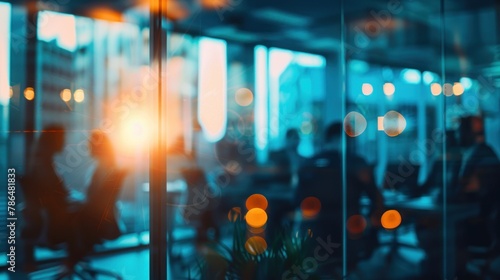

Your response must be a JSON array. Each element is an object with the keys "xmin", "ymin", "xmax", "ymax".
[
  {"xmin": 78, "ymin": 130, "xmax": 125, "ymax": 248},
  {"xmin": 418, "ymin": 116, "xmax": 500, "ymax": 278},
  {"xmin": 416, "ymin": 130, "xmax": 462, "ymax": 277},
  {"xmin": 180, "ymin": 167, "xmax": 220, "ymax": 246},
  {"xmin": 269, "ymin": 128, "xmax": 305, "ymax": 187},
  {"xmin": 455, "ymin": 116, "xmax": 500, "ymax": 277},
  {"xmin": 316, "ymin": 122, "xmax": 384, "ymax": 219},
  {"xmin": 296, "ymin": 122, "xmax": 383, "ymax": 270},
  {"xmin": 215, "ymin": 119, "xmax": 255, "ymax": 182},
  {"xmin": 457, "ymin": 116, "xmax": 499, "ymax": 198},
  {"xmin": 418, "ymin": 130, "xmax": 462, "ymax": 197},
  {"xmin": 20, "ymin": 125, "xmax": 80, "ymax": 271}
]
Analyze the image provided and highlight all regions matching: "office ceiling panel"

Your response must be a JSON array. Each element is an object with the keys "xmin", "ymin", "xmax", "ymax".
[{"xmin": 5, "ymin": 0, "xmax": 500, "ymax": 75}]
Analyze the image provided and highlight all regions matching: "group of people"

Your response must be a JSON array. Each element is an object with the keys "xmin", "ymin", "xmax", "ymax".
[
  {"xmin": 20, "ymin": 125, "xmax": 124, "ymax": 273},
  {"xmin": 417, "ymin": 116, "xmax": 500, "ymax": 278},
  {"xmin": 271, "ymin": 116, "xmax": 499, "ymax": 276}
]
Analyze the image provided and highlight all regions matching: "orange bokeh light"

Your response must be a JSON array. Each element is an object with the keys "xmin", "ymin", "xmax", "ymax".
[
  {"xmin": 383, "ymin": 111, "xmax": 406, "ymax": 137},
  {"xmin": 86, "ymin": 6, "xmax": 123, "ymax": 22},
  {"xmin": 344, "ymin": 111, "xmax": 367, "ymax": 137},
  {"xmin": 381, "ymin": 210, "xmax": 402, "ymax": 230},
  {"xmin": 24, "ymin": 87, "xmax": 35, "ymax": 101},
  {"xmin": 430, "ymin": 83, "xmax": 442, "ymax": 96},
  {"xmin": 362, "ymin": 83, "xmax": 373, "ymax": 95},
  {"xmin": 60, "ymin": 89, "xmax": 71, "ymax": 102},
  {"xmin": 300, "ymin": 196, "xmax": 321, "ymax": 218},
  {"xmin": 383, "ymin": 82, "xmax": 395, "ymax": 96},
  {"xmin": 245, "ymin": 208, "xmax": 268, "ymax": 228},
  {"xmin": 244, "ymin": 236, "xmax": 267, "ymax": 255},
  {"xmin": 246, "ymin": 194, "xmax": 268, "ymax": 211},
  {"xmin": 347, "ymin": 215, "xmax": 367, "ymax": 235},
  {"xmin": 235, "ymin": 88, "xmax": 254, "ymax": 106}
]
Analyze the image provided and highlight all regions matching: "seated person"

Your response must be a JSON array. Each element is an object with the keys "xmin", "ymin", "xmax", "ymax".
[
  {"xmin": 20, "ymin": 125, "xmax": 80, "ymax": 271},
  {"xmin": 308, "ymin": 123, "xmax": 383, "ymax": 219},
  {"xmin": 268, "ymin": 128, "xmax": 306, "ymax": 187},
  {"xmin": 417, "ymin": 116, "xmax": 500, "ymax": 278},
  {"xmin": 457, "ymin": 116, "xmax": 499, "ymax": 199},
  {"xmin": 295, "ymin": 122, "xmax": 384, "ymax": 267},
  {"xmin": 456, "ymin": 116, "xmax": 499, "ymax": 249},
  {"xmin": 78, "ymin": 130, "xmax": 126, "ymax": 248},
  {"xmin": 418, "ymin": 130, "xmax": 462, "ymax": 197}
]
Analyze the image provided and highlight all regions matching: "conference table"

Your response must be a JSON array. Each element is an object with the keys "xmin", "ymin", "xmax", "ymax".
[{"xmin": 380, "ymin": 192, "xmax": 481, "ymax": 279}]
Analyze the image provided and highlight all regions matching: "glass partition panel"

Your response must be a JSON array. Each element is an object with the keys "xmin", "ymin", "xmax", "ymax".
[
  {"xmin": 1, "ymin": 4, "xmax": 151, "ymax": 279},
  {"xmin": 160, "ymin": 1, "xmax": 343, "ymax": 279},
  {"xmin": 443, "ymin": 0, "xmax": 500, "ymax": 279},
  {"xmin": 343, "ymin": 0, "xmax": 446, "ymax": 278},
  {"xmin": 1, "ymin": 0, "xmax": 498, "ymax": 279}
]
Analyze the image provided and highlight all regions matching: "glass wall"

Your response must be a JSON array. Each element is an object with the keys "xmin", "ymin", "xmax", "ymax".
[
  {"xmin": 1, "ymin": 0, "xmax": 499, "ymax": 279},
  {"xmin": 1, "ymin": 4, "xmax": 151, "ymax": 278}
]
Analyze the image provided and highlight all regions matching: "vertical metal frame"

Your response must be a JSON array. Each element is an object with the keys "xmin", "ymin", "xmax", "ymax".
[{"xmin": 149, "ymin": 0, "xmax": 167, "ymax": 278}]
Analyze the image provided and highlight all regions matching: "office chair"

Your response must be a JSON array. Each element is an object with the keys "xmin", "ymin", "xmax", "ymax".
[
  {"xmin": 22, "ymin": 168, "xmax": 127, "ymax": 280},
  {"xmin": 293, "ymin": 162, "xmax": 344, "ymax": 276},
  {"xmin": 464, "ymin": 164, "xmax": 500, "ymax": 278},
  {"xmin": 381, "ymin": 164, "xmax": 421, "ymax": 262}
]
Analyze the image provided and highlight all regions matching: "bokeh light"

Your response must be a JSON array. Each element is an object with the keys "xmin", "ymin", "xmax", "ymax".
[
  {"xmin": 377, "ymin": 116, "xmax": 384, "ymax": 131},
  {"xmin": 244, "ymin": 236, "xmax": 267, "ymax": 255},
  {"xmin": 443, "ymin": 83, "xmax": 453, "ymax": 96},
  {"xmin": 423, "ymin": 71, "xmax": 435, "ymax": 84},
  {"xmin": 200, "ymin": 0, "xmax": 230, "ymax": 9},
  {"xmin": 381, "ymin": 210, "xmax": 402, "ymax": 230},
  {"xmin": 246, "ymin": 194, "xmax": 268, "ymax": 211},
  {"xmin": 246, "ymin": 208, "xmax": 268, "ymax": 228},
  {"xmin": 383, "ymin": 82, "xmax": 395, "ymax": 96},
  {"xmin": 430, "ymin": 83, "xmax": 442, "ymax": 96},
  {"xmin": 228, "ymin": 207, "xmax": 241, "ymax": 222},
  {"xmin": 119, "ymin": 115, "xmax": 151, "ymax": 151},
  {"xmin": 24, "ymin": 87, "xmax": 35, "ymax": 101},
  {"xmin": 86, "ymin": 7, "xmax": 123, "ymax": 22},
  {"xmin": 60, "ymin": 89, "xmax": 71, "ymax": 102},
  {"xmin": 235, "ymin": 88, "xmax": 253, "ymax": 106},
  {"xmin": 453, "ymin": 82, "xmax": 464, "ymax": 96},
  {"xmin": 344, "ymin": 111, "xmax": 367, "ymax": 137},
  {"xmin": 383, "ymin": 111, "xmax": 406, "ymax": 137},
  {"xmin": 9, "ymin": 86, "xmax": 13, "ymax": 98},
  {"xmin": 362, "ymin": 83, "xmax": 373, "ymax": 95},
  {"xmin": 74, "ymin": 89, "xmax": 85, "ymax": 103},
  {"xmin": 460, "ymin": 77, "xmax": 473, "ymax": 90},
  {"xmin": 300, "ymin": 196, "xmax": 321, "ymax": 218},
  {"xmin": 347, "ymin": 215, "xmax": 367, "ymax": 235}
]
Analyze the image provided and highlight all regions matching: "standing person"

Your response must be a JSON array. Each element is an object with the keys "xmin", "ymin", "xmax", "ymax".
[{"xmin": 20, "ymin": 125, "xmax": 80, "ymax": 272}]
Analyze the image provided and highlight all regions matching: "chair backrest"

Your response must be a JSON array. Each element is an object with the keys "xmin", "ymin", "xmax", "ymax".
[
  {"xmin": 295, "ymin": 156, "xmax": 344, "ymax": 245},
  {"xmin": 85, "ymin": 168, "xmax": 127, "ymax": 241},
  {"xmin": 297, "ymin": 164, "xmax": 342, "ymax": 210},
  {"xmin": 383, "ymin": 163, "xmax": 420, "ymax": 196}
]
